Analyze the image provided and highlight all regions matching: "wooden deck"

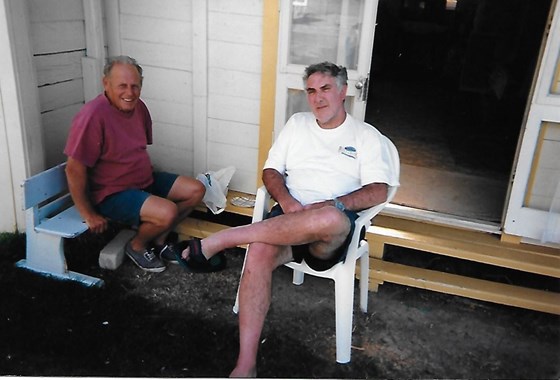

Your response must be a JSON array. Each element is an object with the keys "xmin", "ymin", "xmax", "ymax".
[
  {"xmin": 175, "ymin": 193, "xmax": 560, "ymax": 315},
  {"xmin": 368, "ymin": 215, "xmax": 560, "ymax": 315}
]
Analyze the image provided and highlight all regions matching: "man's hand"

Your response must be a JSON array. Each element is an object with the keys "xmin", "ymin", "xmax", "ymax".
[
  {"xmin": 302, "ymin": 200, "xmax": 331, "ymax": 211},
  {"xmin": 279, "ymin": 198, "xmax": 305, "ymax": 214},
  {"xmin": 84, "ymin": 212, "xmax": 109, "ymax": 234},
  {"xmin": 263, "ymin": 168, "xmax": 304, "ymax": 214}
]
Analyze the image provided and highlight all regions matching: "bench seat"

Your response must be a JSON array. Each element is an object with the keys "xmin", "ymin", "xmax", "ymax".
[{"xmin": 35, "ymin": 206, "xmax": 88, "ymax": 238}]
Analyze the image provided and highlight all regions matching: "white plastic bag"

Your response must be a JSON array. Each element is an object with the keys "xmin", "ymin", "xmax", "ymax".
[{"xmin": 196, "ymin": 166, "xmax": 236, "ymax": 214}]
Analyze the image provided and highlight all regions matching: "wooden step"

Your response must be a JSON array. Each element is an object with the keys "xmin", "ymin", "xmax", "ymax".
[
  {"xmin": 370, "ymin": 259, "xmax": 560, "ymax": 315},
  {"xmin": 176, "ymin": 216, "xmax": 230, "ymax": 239},
  {"xmin": 368, "ymin": 215, "xmax": 560, "ymax": 278}
]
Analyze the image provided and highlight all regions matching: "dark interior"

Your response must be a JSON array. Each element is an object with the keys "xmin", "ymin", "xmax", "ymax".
[{"xmin": 365, "ymin": 0, "xmax": 552, "ymax": 222}]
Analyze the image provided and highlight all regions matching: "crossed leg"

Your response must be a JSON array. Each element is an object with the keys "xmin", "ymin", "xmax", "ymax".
[
  {"xmin": 181, "ymin": 205, "xmax": 351, "ymax": 377},
  {"xmin": 183, "ymin": 205, "xmax": 351, "ymax": 261}
]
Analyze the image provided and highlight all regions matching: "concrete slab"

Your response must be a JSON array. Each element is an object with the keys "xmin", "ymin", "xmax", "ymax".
[{"xmin": 99, "ymin": 229, "xmax": 136, "ymax": 270}]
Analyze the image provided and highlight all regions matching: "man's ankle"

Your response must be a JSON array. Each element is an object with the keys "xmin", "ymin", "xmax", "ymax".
[
  {"xmin": 229, "ymin": 365, "xmax": 256, "ymax": 378},
  {"xmin": 229, "ymin": 358, "xmax": 257, "ymax": 378},
  {"xmin": 129, "ymin": 239, "xmax": 148, "ymax": 253}
]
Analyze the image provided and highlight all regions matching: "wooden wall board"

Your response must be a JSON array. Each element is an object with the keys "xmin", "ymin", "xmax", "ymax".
[
  {"xmin": 28, "ymin": 0, "xmax": 83, "ymax": 22},
  {"xmin": 34, "ymin": 51, "xmax": 84, "ymax": 86},
  {"xmin": 120, "ymin": 0, "xmax": 191, "ymax": 21}
]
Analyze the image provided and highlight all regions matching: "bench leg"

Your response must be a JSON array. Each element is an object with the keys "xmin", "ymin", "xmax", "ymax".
[{"xmin": 16, "ymin": 230, "xmax": 103, "ymax": 287}]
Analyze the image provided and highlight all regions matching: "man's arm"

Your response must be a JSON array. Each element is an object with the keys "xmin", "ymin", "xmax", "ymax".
[
  {"xmin": 262, "ymin": 168, "xmax": 304, "ymax": 214},
  {"xmin": 304, "ymin": 182, "xmax": 388, "ymax": 213},
  {"xmin": 65, "ymin": 157, "xmax": 108, "ymax": 233},
  {"xmin": 334, "ymin": 182, "xmax": 388, "ymax": 212}
]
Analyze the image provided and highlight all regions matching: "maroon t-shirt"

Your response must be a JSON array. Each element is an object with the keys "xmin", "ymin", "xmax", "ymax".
[{"xmin": 64, "ymin": 94, "xmax": 154, "ymax": 204}]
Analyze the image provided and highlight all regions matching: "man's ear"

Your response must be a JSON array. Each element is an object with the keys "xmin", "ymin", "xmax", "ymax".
[{"xmin": 340, "ymin": 84, "xmax": 348, "ymax": 99}]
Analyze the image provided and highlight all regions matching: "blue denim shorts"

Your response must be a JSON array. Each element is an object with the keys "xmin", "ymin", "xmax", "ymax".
[
  {"xmin": 96, "ymin": 171, "xmax": 178, "ymax": 226},
  {"xmin": 266, "ymin": 204, "xmax": 359, "ymax": 271}
]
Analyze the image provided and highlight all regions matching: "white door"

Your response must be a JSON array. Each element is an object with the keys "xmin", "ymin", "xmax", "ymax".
[
  {"xmin": 275, "ymin": 0, "xmax": 378, "ymax": 137},
  {"xmin": 504, "ymin": 3, "xmax": 560, "ymax": 244}
]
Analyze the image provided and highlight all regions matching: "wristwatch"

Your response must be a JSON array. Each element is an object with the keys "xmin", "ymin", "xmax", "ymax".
[{"xmin": 333, "ymin": 198, "xmax": 346, "ymax": 212}]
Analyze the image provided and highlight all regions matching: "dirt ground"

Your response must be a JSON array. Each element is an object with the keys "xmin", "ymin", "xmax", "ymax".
[{"xmin": 1, "ymin": 230, "xmax": 559, "ymax": 378}]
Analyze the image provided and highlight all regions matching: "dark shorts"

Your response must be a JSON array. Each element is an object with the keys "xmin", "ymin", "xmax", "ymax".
[
  {"xmin": 95, "ymin": 171, "xmax": 178, "ymax": 226},
  {"xmin": 266, "ymin": 204, "xmax": 359, "ymax": 272}
]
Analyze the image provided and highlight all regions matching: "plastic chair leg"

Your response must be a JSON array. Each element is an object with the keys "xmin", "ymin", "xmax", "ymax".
[
  {"xmin": 359, "ymin": 251, "xmax": 369, "ymax": 313},
  {"xmin": 334, "ymin": 269, "xmax": 355, "ymax": 363},
  {"xmin": 292, "ymin": 269, "xmax": 304, "ymax": 285}
]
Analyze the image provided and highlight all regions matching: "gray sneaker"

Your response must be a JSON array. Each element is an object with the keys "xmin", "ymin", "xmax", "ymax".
[
  {"xmin": 156, "ymin": 243, "xmax": 180, "ymax": 264},
  {"xmin": 125, "ymin": 243, "xmax": 166, "ymax": 273}
]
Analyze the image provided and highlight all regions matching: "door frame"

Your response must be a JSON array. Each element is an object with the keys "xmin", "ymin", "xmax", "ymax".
[
  {"xmin": 503, "ymin": 0, "xmax": 560, "ymax": 242},
  {"xmin": 257, "ymin": 0, "xmax": 559, "ymax": 239},
  {"xmin": 273, "ymin": 0, "xmax": 378, "ymax": 138}
]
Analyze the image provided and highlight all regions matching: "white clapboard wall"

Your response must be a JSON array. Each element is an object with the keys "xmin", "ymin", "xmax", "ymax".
[
  {"xmin": 108, "ymin": 0, "xmax": 262, "ymax": 194},
  {"xmin": 29, "ymin": 0, "xmax": 88, "ymax": 167},
  {"xmin": 206, "ymin": 0, "xmax": 262, "ymax": 193},
  {"xmin": 116, "ymin": 0, "xmax": 195, "ymax": 178}
]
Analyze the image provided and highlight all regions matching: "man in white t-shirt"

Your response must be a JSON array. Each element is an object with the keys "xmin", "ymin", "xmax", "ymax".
[{"xmin": 179, "ymin": 62, "xmax": 399, "ymax": 377}]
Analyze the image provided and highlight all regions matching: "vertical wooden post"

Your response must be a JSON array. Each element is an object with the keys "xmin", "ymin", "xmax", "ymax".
[
  {"xmin": 256, "ymin": 0, "xmax": 280, "ymax": 187},
  {"xmin": 82, "ymin": 0, "xmax": 106, "ymax": 102},
  {"xmin": 104, "ymin": 0, "xmax": 121, "ymax": 57},
  {"xmin": 192, "ymin": 0, "xmax": 208, "ymax": 176},
  {"xmin": 0, "ymin": 0, "xmax": 45, "ymax": 231}
]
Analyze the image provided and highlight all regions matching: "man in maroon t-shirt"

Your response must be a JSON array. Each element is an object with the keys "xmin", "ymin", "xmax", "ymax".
[{"xmin": 64, "ymin": 56, "xmax": 205, "ymax": 273}]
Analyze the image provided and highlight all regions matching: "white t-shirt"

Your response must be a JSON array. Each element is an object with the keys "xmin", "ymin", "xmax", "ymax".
[{"xmin": 264, "ymin": 112, "xmax": 398, "ymax": 205}]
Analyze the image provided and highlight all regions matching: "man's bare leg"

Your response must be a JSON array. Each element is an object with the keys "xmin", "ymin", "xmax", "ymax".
[
  {"xmin": 183, "ymin": 206, "xmax": 350, "ymax": 260},
  {"xmin": 129, "ymin": 175, "xmax": 204, "ymax": 250},
  {"xmin": 129, "ymin": 196, "xmax": 179, "ymax": 251},
  {"xmin": 230, "ymin": 243, "xmax": 292, "ymax": 378},
  {"xmin": 152, "ymin": 175, "xmax": 205, "ymax": 245}
]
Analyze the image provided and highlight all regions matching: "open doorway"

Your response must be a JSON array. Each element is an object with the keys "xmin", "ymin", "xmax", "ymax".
[{"xmin": 366, "ymin": 0, "xmax": 552, "ymax": 225}]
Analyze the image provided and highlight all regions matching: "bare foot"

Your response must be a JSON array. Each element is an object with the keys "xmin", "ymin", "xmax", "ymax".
[
  {"xmin": 181, "ymin": 246, "xmax": 190, "ymax": 260},
  {"xmin": 181, "ymin": 238, "xmax": 222, "ymax": 260},
  {"xmin": 180, "ymin": 239, "xmax": 207, "ymax": 260}
]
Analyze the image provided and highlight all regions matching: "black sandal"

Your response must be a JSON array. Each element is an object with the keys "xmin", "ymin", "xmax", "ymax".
[{"xmin": 174, "ymin": 238, "xmax": 227, "ymax": 273}]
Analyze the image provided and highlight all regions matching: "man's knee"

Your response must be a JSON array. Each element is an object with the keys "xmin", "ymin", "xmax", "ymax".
[
  {"xmin": 246, "ymin": 243, "xmax": 284, "ymax": 271},
  {"xmin": 190, "ymin": 178, "xmax": 205, "ymax": 203},
  {"xmin": 172, "ymin": 175, "xmax": 205, "ymax": 204},
  {"xmin": 141, "ymin": 197, "xmax": 179, "ymax": 228},
  {"xmin": 250, "ymin": 243, "xmax": 294, "ymax": 272},
  {"xmin": 315, "ymin": 206, "xmax": 350, "ymax": 235},
  {"xmin": 161, "ymin": 202, "xmax": 180, "ymax": 226}
]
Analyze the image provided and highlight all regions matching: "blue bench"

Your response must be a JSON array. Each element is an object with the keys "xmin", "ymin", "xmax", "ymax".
[{"xmin": 15, "ymin": 163, "xmax": 104, "ymax": 287}]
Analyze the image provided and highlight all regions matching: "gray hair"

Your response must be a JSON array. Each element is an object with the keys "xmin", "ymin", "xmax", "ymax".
[
  {"xmin": 303, "ymin": 62, "xmax": 348, "ymax": 90},
  {"xmin": 103, "ymin": 55, "xmax": 143, "ymax": 81}
]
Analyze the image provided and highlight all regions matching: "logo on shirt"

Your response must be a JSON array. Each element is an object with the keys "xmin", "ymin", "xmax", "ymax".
[{"xmin": 339, "ymin": 146, "xmax": 357, "ymax": 159}]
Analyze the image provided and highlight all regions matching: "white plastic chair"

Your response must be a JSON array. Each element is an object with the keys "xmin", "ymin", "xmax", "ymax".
[{"xmin": 233, "ymin": 135, "xmax": 399, "ymax": 364}]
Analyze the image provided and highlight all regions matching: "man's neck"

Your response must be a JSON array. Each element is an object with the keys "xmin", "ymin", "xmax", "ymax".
[{"xmin": 317, "ymin": 112, "xmax": 347, "ymax": 130}]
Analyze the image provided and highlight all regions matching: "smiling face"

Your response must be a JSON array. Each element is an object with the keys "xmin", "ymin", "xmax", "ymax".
[
  {"xmin": 103, "ymin": 62, "xmax": 142, "ymax": 113},
  {"xmin": 305, "ymin": 72, "xmax": 348, "ymax": 129}
]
